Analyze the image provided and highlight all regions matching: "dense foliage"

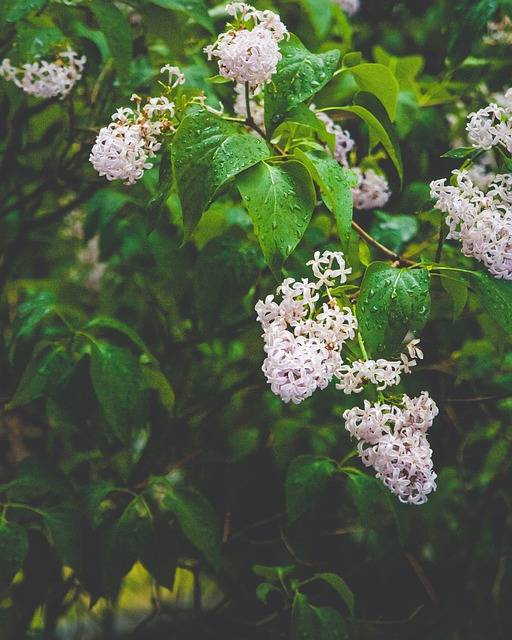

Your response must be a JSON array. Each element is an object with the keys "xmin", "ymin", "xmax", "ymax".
[{"xmin": 1, "ymin": 1, "xmax": 512, "ymax": 639}]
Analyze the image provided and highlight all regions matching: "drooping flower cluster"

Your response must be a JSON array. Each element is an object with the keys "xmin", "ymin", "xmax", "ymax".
[
  {"xmin": 466, "ymin": 88, "xmax": 512, "ymax": 152},
  {"xmin": 344, "ymin": 392, "xmax": 438, "ymax": 504},
  {"xmin": 90, "ymin": 66, "xmax": 184, "ymax": 185},
  {"xmin": 430, "ymin": 169, "xmax": 512, "ymax": 279},
  {"xmin": 204, "ymin": 2, "xmax": 288, "ymax": 88},
  {"xmin": 312, "ymin": 109, "xmax": 391, "ymax": 209},
  {"xmin": 0, "ymin": 47, "xmax": 86, "ymax": 99},
  {"xmin": 256, "ymin": 251, "xmax": 357, "ymax": 404},
  {"xmin": 332, "ymin": 0, "xmax": 361, "ymax": 16}
]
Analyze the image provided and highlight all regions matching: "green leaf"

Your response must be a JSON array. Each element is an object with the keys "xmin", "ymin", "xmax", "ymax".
[
  {"xmin": 299, "ymin": 0, "xmax": 332, "ymax": 37},
  {"xmin": 441, "ymin": 147, "xmax": 481, "ymax": 159},
  {"xmin": 0, "ymin": 522, "xmax": 29, "ymax": 591},
  {"xmin": 372, "ymin": 46, "xmax": 424, "ymax": 92},
  {"xmin": 343, "ymin": 63, "xmax": 399, "ymax": 120},
  {"xmin": 264, "ymin": 35, "xmax": 340, "ymax": 135},
  {"xmin": 11, "ymin": 455, "xmax": 73, "ymax": 500},
  {"xmin": 369, "ymin": 211, "xmax": 420, "ymax": 254},
  {"xmin": 294, "ymin": 149, "xmax": 357, "ymax": 251},
  {"xmin": 256, "ymin": 582, "xmax": 282, "ymax": 604},
  {"xmin": 194, "ymin": 235, "xmax": 260, "ymax": 331},
  {"xmin": 340, "ymin": 91, "xmax": 403, "ymax": 182},
  {"xmin": 85, "ymin": 316, "xmax": 151, "ymax": 358},
  {"xmin": 147, "ymin": 0, "xmax": 214, "ymax": 33},
  {"xmin": 9, "ymin": 292, "xmax": 57, "ymax": 358},
  {"xmin": 16, "ymin": 23, "xmax": 65, "ymax": 59},
  {"xmin": 146, "ymin": 143, "xmax": 174, "ymax": 232},
  {"xmin": 172, "ymin": 109, "xmax": 269, "ymax": 238},
  {"xmin": 6, "ymin": 345, "xmax": 72, "ymax": 410},
  {"xmin": 236, "ymin": 160, "xmax": 316, "ymax": 277},
  {"xmin": 253, "ymin": 564, "xmax": 296, "ymax": 583},
  {"xmin": 43, "ymin": 503, "xmax": 85, "ymax": 578},
  {"xmin": 134, "ymin": 519, "xmax": 178, "ymax": 591},
  {"xmin": 470, "ymin": 271, "xmax": 512, "ymax": 339},
  {"xmin": 285, "ymin": 455, "xmax": 335, "ymax": 524},
  {"xmin": 6, "ymin": 0, "xmax": 47, "ymax": 22},
  {"xmin": 310, "ymin": 573, "xmax": 354, "ymax": 616},
  {"xmin": 89, "ymin": 341, "xmax": 144, "ymax": 444},
  {"xmin": 441, "ymin": 275, "xmax": 468, "ymax": 320},
  {"xmin": 357, "ymin": 262, "xmax": 431, "ymax": 357},
  {"xmin": 97, "ymin": 508, "xmax": 138, "ymax": 598},
  {"xmin": 140, "ymin": 362, "xmax": 175, "ymax": 415},
  {"xmin": 90, "ymin": 0, "xmax": 132, "ymax": 82},
  {"xmin": 291, "ymin": 592, "xmax": 348, "ymax": 640},
  {"xmin": 448, "ymin": 0, "xmax": 498, "ymax": 64},
  {"xmin": 163, "ymin": 487, "xmax": 221, "ymax": 570}
]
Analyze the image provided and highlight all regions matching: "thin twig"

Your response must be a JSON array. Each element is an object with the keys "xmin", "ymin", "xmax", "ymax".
[{"xmin": 351, "ymin": 220, "xmax": 415, "ymax": 266}]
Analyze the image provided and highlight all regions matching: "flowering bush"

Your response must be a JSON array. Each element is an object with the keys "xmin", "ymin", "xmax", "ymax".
[{"xmin": 1, "ymin": 1, "xmax": 512, "ymax": 639}]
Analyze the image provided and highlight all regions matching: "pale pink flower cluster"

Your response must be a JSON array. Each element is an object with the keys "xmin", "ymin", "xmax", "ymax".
[
  {"xmin": 351, "ymin": 167, "xmax": 391, "ymax": 210},
  {"xmin": 204, "ymin": 2, "xmax": 288, "ymax": 88},
  {"xmin": 256, "ymin": 251, "xmax": 357, "ymax": 404},
  {"xmin": 0, "ymin": 47, "xmax": 86, "ymax": 99},
  {"xmin": 344, "ymin": 391, "xmax": 438, "ymax": 504},
  {"xmin": 332, "ymin": 0, "xmax": 361, "ymax": 16},
  {"xmin": 430, "ymin": 169, "xmax": 512, "ymax": 279},
  {"xmin": 90, "ymin": 67, "xmax": 184, "ymax": 185},
  {"xmin": 466, "ymin": 88, "xmax": 512, "ymax": 152}
]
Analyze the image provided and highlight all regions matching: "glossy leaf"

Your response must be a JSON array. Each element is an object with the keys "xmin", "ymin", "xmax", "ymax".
[
  {"xmin": 470, "ymin": 271, "xmax": 512, "ymax": 339},
  {"xmin": 295, "ymin": 149, "xmax": 357, "ymax": 251},
  {"xmin": 43, "ymin": 503, "xmax": 85, "ymax": 578},
  {"xmin": 6, "ymin": 344, "xmax": 72, "ymax": 410},
  {"xmin": 146, "ymin": 143, "xmax": 174, "ymax": 232},
  {"xmin": 264, "ymin": 35, "xmax": 340, "ymax": 135},
  {"xmin": 448, "ymin": 0, "xmax": 498, "ymax": 64},
  {"xmin": 357, "ymin": 262, "xmax": 431, "ymax": 357},
  {"xmin": 0, "ymin": 522, "xmax": 29, "ymax": 591},
  {"xmin": 285, "ymin": 455, "xmax": 335, "ymax": 524},
  {"xmin": 89, "ymin": 341, "xmax": 144, "ymax": 443},
  {"xmin": 343, "ymin": 63, "xmax": 399, "ymax": 120},
  {"xmin": 299, "ymin": 0, "xmax": 332, "ymax": 37},
  {"xmin": 341, "ymin": 91, "xmax": 403, "ymax": 182},
  {"xmin": 163, "ymin": 487, "xmax": 221, "ymax": 570},
  {"xmin": 369, "ymin": 211, "xmax": 420, "ymax": 254},
  {"xmin": 172, "ymin": 109, "xmax": 269, "ymax": 238},
  {"xmin": 236, "ymin": 160, "xmax": 316, "ymax": 277},
  {"xmin": 441, "ymin": 275, "xmax": 468, "ymax": 320}
]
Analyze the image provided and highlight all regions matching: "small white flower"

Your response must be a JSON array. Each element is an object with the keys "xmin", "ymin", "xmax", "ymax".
[
  {"xmin": 351, "ymin": 168, "xmax": 391, "ymax": 210},
  {"xmin": 332, "ymin": 0, "xmax": 361, "ymax": 16}
]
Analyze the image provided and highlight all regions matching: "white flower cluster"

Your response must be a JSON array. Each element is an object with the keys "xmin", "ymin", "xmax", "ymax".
[
  {"xmin": 336, "ymin": 339, "xmax": 423, "ymax": 394},
  {"xmin": 204, "ymin": 2, "xmax": 288, "ymax": 88},
  {"xmin": 466, "ymin": 88, "xmax": 512, "ymax": 152},
  {"xmin": 351, "ymin": 167, "xmax": 391, "ymax": 210},
  {"xmin": 344, "ymin": 392, "xmax": 438, "ymax": 504},
  {"xmin": 332, "ymin": 0, "xmax": 361, "ymax": 16},
  {"xmin": 233, "ymin": 83, "xmax": 265, "ymax": 128},
  {"xmin": 90, "ymin": 67, "xmax": 184, "ymax": 185},
  {"xmin": 256, "ymin": 251, "xmax": 357, "ymax": 404},
  {"xmin": 430, "ymin": 169, "xmax": 512, "ymax": 279},
  {"xmin": 0, "ymin": 47, "xmax": 86, "ymax": 99}
]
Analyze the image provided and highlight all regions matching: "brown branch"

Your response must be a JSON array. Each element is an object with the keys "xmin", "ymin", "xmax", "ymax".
[
  {"xmin": 351, "ymin": 220, "xmax": 415, "ymax": 266},
  {"xmin": 405, "ymin": 551, "xmax": 439, "ymax": 605}
]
